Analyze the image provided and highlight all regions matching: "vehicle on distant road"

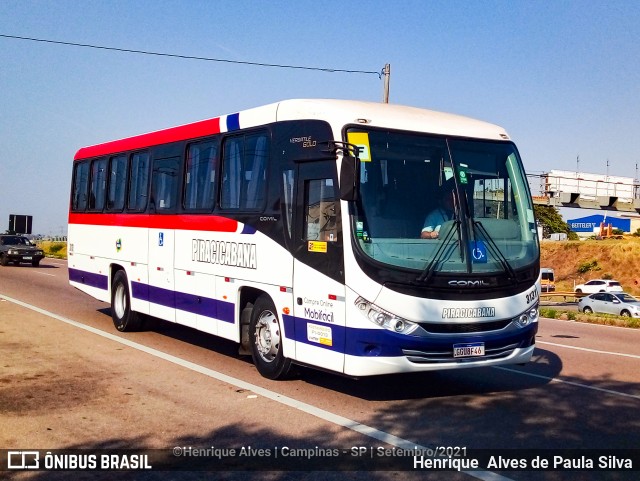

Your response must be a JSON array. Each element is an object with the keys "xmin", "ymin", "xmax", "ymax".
[
  {"xmin": 578, "ymin": 292, "xmax": 640, "ymax": 317},
  {"xmin": 0, "ymin": 235, "xmax": 45, "ymax": 267},
  {"xmin": 574, "ymin": 279, "xmax": 623, "ymax": 294},
  {"xmin": 541, "ymin": 268, "xmax": 555, "ymax": 292}
]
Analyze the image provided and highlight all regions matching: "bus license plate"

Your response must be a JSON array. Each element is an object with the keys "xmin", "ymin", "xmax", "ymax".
[{"xmin": 453, "ymin": 342, "xmax": 485, "ymax": 358}]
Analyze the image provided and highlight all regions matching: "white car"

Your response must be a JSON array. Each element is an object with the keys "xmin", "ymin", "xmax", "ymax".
[{"xmin": 574, "ymin": 279, "xmax": 623, "ymax": 294}]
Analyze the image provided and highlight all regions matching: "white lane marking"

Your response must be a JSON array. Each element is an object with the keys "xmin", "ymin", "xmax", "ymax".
[
  {"xmin": 33, "ymin": 271, "xmax": 56, "ymax": 277},
  {"xmin": 537, "ymin": 340, "xmax": 640, "ymax": 359},
  {"xmin": 0, "ymin": 293, "xmax": 512, "ymax": 481},
  {"xmin": 494, "ymin": 366, "xmax": 640, "ymax": 401}
]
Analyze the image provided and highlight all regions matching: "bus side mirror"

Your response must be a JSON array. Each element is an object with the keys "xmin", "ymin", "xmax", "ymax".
[{"xmin": 339, "ymin": 155, "xmax": 359, "ymax": 201}]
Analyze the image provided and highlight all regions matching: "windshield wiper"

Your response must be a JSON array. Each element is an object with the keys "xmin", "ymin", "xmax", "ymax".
[
  {"xmin": 415, "ymin": 218, "xmax": 460, "ymax": 284},
  {"xmin": 416, "ymin": 191, "xmax": 465, "ymax": 284},
  {"xmin": 473, "ymin": 220, "xmax": 516, "ymax": 281}
]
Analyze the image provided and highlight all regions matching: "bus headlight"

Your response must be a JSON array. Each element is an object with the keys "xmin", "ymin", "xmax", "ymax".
[
  {"xmin": 355, "ymin": 297, "xmax": 419, "ymax": 335},
  {"xmin": 513, "ymin": 305, "xmax": 539, "ymax": 328}
]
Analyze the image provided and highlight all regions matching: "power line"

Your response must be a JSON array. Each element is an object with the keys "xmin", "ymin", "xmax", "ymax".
[{"xmin": 0, "ymin": 33, "xmax": 383, "ymax": 78}]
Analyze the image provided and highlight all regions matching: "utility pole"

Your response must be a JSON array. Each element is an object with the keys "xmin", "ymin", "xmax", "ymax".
[{"xmin": 382, "ymin": 63, "xmax": 390, "ymax": 103}]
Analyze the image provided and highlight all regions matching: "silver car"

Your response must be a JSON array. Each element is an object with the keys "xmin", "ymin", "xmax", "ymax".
[{"xmin": 578, "ymin": 292, "xmax": 640, "ymax": 317}]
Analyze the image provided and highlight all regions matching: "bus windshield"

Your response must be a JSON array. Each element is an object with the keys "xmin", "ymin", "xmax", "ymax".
[{"xmin": 349, "ymin": 128, "xmax": 539, "ymax": 276}]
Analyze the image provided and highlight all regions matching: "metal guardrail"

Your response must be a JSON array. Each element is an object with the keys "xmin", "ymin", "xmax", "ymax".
[{"xmin": 540, "ymin": 291, "xmax": 586, "ymax": 302}]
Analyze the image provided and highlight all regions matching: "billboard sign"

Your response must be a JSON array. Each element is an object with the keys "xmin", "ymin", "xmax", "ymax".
[
  {"xmin": 567, "ymin": 214, "xmax": 630, "ymax": 233},
  {"xmin": 9, "ymin": 214, "xmax": 33, "ymax": 235}
]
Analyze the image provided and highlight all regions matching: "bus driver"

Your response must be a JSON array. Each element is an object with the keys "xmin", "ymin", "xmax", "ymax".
[{"xmin": 421, "ymin": 193, "xmax": 455, "ymax": 239}]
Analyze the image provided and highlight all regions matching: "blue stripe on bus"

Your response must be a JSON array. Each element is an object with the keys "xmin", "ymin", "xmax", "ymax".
[
  {"xmin": 69, "ymin": 268, "xmax": 109, "ymax": 291},
  {"xmin": 284, "ymin": 314, "xmax": 537, "ymax": 358},
  {"xmin": 226, "ymin": 113, "xmax": 240, "ymax": 131},
  {"xmin": 240, "ymin": 224, "xmax": 256, "ymax": 234},
  {"xmin": 70, "ymin": 269, "xmax": 233, "ymax": 323},
  {"xmin": 175, "ymin": 291, "xmax": 218, "ymax": 318},
  {"xmin": 132, "ymin": 281, "xmax": 235, "ymax": 323}
]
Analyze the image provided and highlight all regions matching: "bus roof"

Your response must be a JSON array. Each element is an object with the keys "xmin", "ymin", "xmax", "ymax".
[{"xmin": 73, "ymin": 99, "xmax": 511, "ymax": 161}]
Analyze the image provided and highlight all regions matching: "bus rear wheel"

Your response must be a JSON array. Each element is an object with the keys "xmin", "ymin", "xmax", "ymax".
[
  {"xmin": 249, "ymin": 295, "xmax": 291, "ymax": 380},
  {"xmin": 111, "ymin": 270, "xmax": 142, "ymax": 332}
]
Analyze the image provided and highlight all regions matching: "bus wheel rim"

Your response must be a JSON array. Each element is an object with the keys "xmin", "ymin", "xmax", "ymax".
[
  {"xmin": 114, "ymin": 284, "xmax": 126, "ymax": 319},
  {"xmin": 254, "ymin": 310, "xmax": 280, "ymax": 363}
]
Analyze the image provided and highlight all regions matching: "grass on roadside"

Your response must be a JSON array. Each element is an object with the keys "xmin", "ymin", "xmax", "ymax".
[{"xmin": 37, "ymin": 241, "xmax": 67, "ymax": 259}]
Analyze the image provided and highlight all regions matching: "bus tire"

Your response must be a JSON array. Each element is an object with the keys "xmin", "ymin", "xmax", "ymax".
[
  {"xmin": 249, "ymin": 295, "xmax": 291, "ymax": 380},
  {"xmin": 111, "ymin": 270, "xmax": 142, "ymax": 332}
]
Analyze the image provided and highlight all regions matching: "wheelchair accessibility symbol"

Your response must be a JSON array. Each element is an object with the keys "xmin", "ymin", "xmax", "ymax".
[{"xmin": 470, "ymin": 240, "xmax": 487, "ymax": 263}]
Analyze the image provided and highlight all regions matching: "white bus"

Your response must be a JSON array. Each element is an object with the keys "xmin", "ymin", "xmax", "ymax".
[{"xmin": 68, "ymin": 99, "xmax": 540, "ymax": 380}]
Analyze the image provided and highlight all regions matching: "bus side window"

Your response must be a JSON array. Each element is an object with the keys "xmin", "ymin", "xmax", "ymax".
[
  {"xmin": 72, "ymin": 161, "xmax": 90, "ymax": 212},
  {"xmin": 282, "ymin": 169, "xmax": 294, "ymax": 238},
  {"xmin": 151, "ymin": 157, "xmax": 180, "ymax": 212},
  {"xmin": 71, "ymin": 161, "xmax": 90, "ymax": 212},
  {"xmin": 107, "ymin": 155, "xmax": 128, "ymax": 211},
  {"xmin": 88, "ymin": 158, "xmax": 107, "ymax": 211},
  {"xmin": 221, "ymin": 132, "xmax": 269, "ymax": 210},
  {"xmin": 305, "ymin": 179, "xmax": 337, "ymax": 242},
  {"xmin": 128, "ymin": 152, "xmax": 150, "ymax": 212},
  {"xmin": 184, "ymin": 140, "xmax": 218, "ymax": 211}
]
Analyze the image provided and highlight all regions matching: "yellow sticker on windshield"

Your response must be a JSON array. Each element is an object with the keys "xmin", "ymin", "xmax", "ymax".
[
  {"xmin": 347, "ymin": 132, "xmax": 371, "ymax": 162},
  {"xmin": 308, "ymin": 241, "xmax": 327, "ymax": 253}
]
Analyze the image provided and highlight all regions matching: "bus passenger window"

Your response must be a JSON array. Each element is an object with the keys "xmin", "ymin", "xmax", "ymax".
[
  {"xmin": 221, "ymin": 132, "xmax": 269, "ymax": 210},
  {"xmin": 282, "ymin": 169, "xmax": 294, "ymax": 238},
  {"xmin": 88, "ymin": 158, "xmax": 107, "ymax": 211},
  {"xmin": 107, "ymin": 155, "xmax": 127, "ymax": 211},
  {"xmin": 151, "ymin": 157, "xmax": 180, "ymax": 212},
  {"xmin": 184, "ymin": 141, "xmax": 217, "ymax": 211},
  {"xmin": 305, "ymin": 179, "xmax": 337, "ymax": 242},
  {"xmin": 71, "ymin": 161, "xmax": 90, "ymax": 212},
  {"xmin": 128, "ymin": 152, "xmax": 150, "ymax": 212}
]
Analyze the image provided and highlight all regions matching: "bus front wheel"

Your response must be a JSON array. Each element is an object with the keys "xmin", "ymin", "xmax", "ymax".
[
  {"xmin": 249, "ymin": 295, "xmax": 292, "ymax": 380},
  {"xmin": 111, "ymin": 270, "xmax": 142, "ymax": 332}
]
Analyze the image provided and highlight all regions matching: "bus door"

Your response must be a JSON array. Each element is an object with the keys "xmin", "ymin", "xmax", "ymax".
[
  {"xmin": 147, "ymin": 155, "xmax": 180, "ymax": 322},
  {"xmin": 292, "ymin": 160, "xmax": 346, "ymax": 372},
  {"xmin": 148, "ymin": 229, "xmax": 175, "ymax": 321}
]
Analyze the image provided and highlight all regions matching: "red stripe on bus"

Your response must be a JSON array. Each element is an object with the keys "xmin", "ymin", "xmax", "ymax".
[
  {"xmin": 68, "ymin": 213, "xmax": 239, "ymax": 232},
  {"xmin": 74, "ymin": 117, "xmax": 222, "ymax": 160}
]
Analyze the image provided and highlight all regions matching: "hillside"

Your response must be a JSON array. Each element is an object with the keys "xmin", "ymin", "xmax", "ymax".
[{"xmin": 540, "ymin": 237, "xmax": 640, "ymax": 295}]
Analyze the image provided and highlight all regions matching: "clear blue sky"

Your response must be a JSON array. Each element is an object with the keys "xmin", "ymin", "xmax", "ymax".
[{"xmin": 1, "ymin": 0, "xmax": 639, "ymax": 234}]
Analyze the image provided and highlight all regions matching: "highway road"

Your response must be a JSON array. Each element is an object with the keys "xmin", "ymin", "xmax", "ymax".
[{"xmin": 1, "ymin": 259, "xmax": 639, "ymax": 481}]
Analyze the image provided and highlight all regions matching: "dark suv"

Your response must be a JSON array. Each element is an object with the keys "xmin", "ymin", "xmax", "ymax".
[{"xmin": 0, "ymin": 235, "xmax": 45, "ymax": 267}]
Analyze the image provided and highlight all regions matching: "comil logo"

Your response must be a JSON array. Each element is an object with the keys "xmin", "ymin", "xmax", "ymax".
[{"xmin": 7, "ymin": 451, "xmax": 40, "ymax": 469}]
